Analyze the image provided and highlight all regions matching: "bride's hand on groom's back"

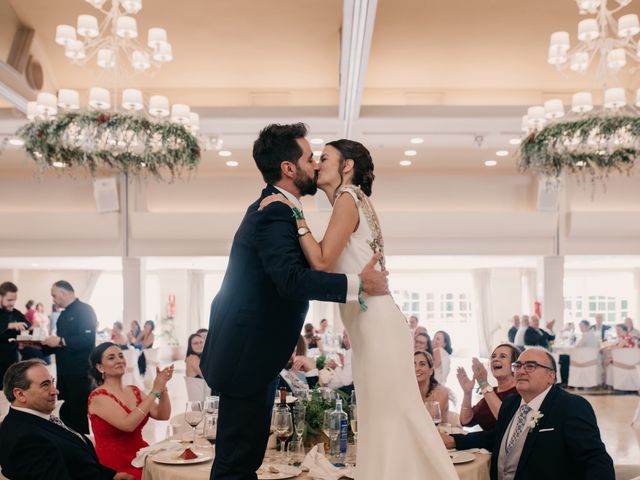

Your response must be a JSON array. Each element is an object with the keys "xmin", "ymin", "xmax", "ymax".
[{"xmin": 360, "ymin": 253, "xmax": 389, "ymax": 296}]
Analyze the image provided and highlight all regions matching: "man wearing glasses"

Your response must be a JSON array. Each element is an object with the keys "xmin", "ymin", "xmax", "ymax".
[{"xmin": 441, "ymin": 347, "xmax": 614, "ymax": 480}]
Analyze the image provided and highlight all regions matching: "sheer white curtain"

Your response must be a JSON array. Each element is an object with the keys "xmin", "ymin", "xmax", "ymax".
[
  {"xmin": 187, "ymin": 270, "xmax": 205, "ymax": 334},
  {"xmin": 522, "ymin": 268, "xmax": 537, "ymax": 315},
  {"xmin": 472, "ymin": 269, "xmax": 496, "ymax": 358},
  {"xmin": 79, "ymin": 270, "xmax": 101, "ymax": 302}
]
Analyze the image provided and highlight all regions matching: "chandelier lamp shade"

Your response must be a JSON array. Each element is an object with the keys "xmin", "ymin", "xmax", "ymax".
[{"xmin": 520, "ymin": 0, "xmax": 640, "ymax": 180}]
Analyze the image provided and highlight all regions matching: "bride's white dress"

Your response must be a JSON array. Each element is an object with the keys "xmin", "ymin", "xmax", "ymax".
[{"xmin": 334, "ymin": 185, "xmax": 459, "ymax": 480}]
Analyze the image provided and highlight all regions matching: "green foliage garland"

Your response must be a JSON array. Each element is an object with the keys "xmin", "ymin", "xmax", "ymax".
[
  {"xmin": 519, "ymin": 115, "xmax": 639, "ymax": 180},
  {"xmin": 17, "ymin": 111, "xmax": 200, "ymax": 179}
]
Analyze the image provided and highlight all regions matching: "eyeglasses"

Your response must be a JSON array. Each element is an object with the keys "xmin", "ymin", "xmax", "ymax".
[{"xmin": 511, "ymin": 361, "xmax": 555, "ymax": 373}]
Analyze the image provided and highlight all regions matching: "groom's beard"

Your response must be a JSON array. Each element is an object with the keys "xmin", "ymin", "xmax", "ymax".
[{"xmin": 294, "ymin": 170, "xmax": 318, "ymax": 196}]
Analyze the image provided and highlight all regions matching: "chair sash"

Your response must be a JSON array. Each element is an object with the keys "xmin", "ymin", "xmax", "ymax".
[{"xmin": 570, "ymin": 359, "xmax": 598, "ymax": 368}]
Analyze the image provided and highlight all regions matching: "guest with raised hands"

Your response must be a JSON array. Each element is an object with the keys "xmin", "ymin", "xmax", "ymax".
[
  {"xmin": 457, "ymin": 344, "xmax": 519, "ymax": 430},
  {"xmin": 88, "ymin": 342, "xmax": 173, "ymax": 480}
]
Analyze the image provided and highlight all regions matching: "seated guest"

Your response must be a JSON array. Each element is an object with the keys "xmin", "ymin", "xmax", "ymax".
[
  {"xmin": 303, "ymin": 323, "xmax": 323, "ymax": 352},
  {"xmin": 136, "ymin": 320, "xmax": 155, "ymax": 375},
  {"xmin": 408, "ymin": 315, "xmax": 419, "ymax": 335},
  {"xmin": 196, "ymin": 328, "xmax": 208, "ymax": 342},
  {"xmin": 576, "ymin": 320, "xmax": 600, "ymax": 348},
  {"xmin": 441, "ymin": 347, "xmax": 615, "ymax": 480},
  {"xmin": 414, "ymin": 332, "xmax": 433, "ymax": 354},
  {"xmin": 316, "ymin": 318, "xmax": 332, "ymax": 346},
  {"xmin": 0, "ymin": 359, "xmax": 135, "ymax": 480},
  {"xmin": 524, "ymin": 315, "xmax": 555, "ymax": 350},
  {"xmin": 432, "ymin": 330, "xmax": 452, "ymax": 385},
  {"xmin": 323, "ymin": 330, "xmax": 354, "ymax": 394},
  {"xmin": 624, "ymin": 317, "xmax": 640, "ymax": 340},
  {"xmin": 613, "ymin": 323, "xmax": 637, "ymax": 348},
  {"xmin": 88, "ymin": 342, "xmax": 173, "ymax": 480},
  {"xmin": 111, "ymin": 321, "xmax": 128, "ymax": 347},
  {"xmin": 185, "ymin": 333, "xmax": 204, "ymax": 378},
  {"xmin": 591, "ymin": 313, "xmax": 611, "ymax": 342},
  {"xmin": 513, "ymin": 315, "xmax": 529, "ymax": 351},
  {"xmin": 414, "ymin": 351, "xmax": 448, "ymax": 423},
  {"xmin": 457, "ymin": 344, "xmax": 518, "ymax": 430},
  {"xmin": 127, "ymin": 320, "xmax": 142, "ymax": 346},
  {"xmin": 278, "ymin": 344, "xmax": 316, "ymax": 396},
  {"xmin": 507, "ymin": 315, "xmax": 520, "ymax": 343}
]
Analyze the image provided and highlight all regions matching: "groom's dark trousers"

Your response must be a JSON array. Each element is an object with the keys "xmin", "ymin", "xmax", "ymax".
[{"xmin": 200, "ymin": 184, "xmax": 348, "ymax": 479}]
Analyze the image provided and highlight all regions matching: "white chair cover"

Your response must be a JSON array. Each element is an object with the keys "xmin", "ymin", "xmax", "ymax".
[
  {"xmin": 122, "ymin": 348, "xmax": 144, "ymax": 388},
  {"xmin": 169, "ymin": 413, "xmax": 191, "ymax": 435},
  {"xmin": 611, "ymin": 349, "xmax": 640, "ymax": 391},
  {"xmin": 550, "ymin": 352, "xmax": 562, "ymax": 384},
  {"xmin": 143, "ymin": 348, "xmax": 160, "ymax": 389},
  {"xmin": 0, "ymin": 390, "xmax": 9, "ymax": 422},
  {"xmin": 184, "ymin": 375, "xmax": 211, "ymax": 402},
  {"xmin": 567, "ymin": 347, "xmax": 600, "ymax": 388}
]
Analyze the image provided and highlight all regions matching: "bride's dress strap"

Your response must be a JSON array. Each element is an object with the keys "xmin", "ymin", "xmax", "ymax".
[{"xmin": 335, "ymin": 184, "xmax": 362, "ymax": 205}]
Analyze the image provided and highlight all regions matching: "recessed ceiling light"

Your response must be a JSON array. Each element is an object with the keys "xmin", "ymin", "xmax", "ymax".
[
  {"xmin": 52, "ymin": 161, "xmax": 66, "ymax": 168},
  {"xmin": 8, "ymin": 137, "xmax": 24, "ymax": 146},
  {"xmin": 509, "ymin": 138, "xmax": 522, "ymax": 145},
  {"xmin": 410, "ymin": 137, "xmax": 424, "ymax": 144},
  {"xmin": 404, "ymin": 150, "xmax": 417, "ymax": 157},
  {"xmin": 484, "ymin": 160, "xmax": 497, "ymax": 167},
  {"xmin": 140, "ymin": 162, "xmax": 147, "ymax": 167},
  {"xmin": 310, "ymin": 138, "xmax": 324, "ymax": 145},
  {"xmin": 313, "ymin": 150, "xmax": 322, "ymax": 157},
  {"xmin": 496, "ymin": 150, "xmax": 509, "ymax": 157},
  {"xmin": 399, "ymin": 160, "xmax": 412, "ymax": 166},
  {"xmin": 226, "ymin": 160, "xmax": 239, "ymax": 167},
  {"xmin": 576, "ymin": 160, "xmax": 586, "ymax": 167},
  {"xmin": 218, "ymin": 150, "xmax": 232, "ymax": 157}
]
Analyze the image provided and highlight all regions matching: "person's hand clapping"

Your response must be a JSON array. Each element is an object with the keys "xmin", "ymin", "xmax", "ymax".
[
  {"xmin": 546, "ymin": 319, "xmax": 556, "ymax": 331},
  {"xmin": 152, "ymin": 364, "xmax": 174, "ymax": 393},
  {"xmin": 456, "ymin": 366, "xmax": 475, "ymax": 393},
  {"xmin": 471, "ymin": 357, "xmax": 488, "ymax": 383},
  {"xmin": 292, "ymin": 356, "xmax": 315, "ymax": 372}
]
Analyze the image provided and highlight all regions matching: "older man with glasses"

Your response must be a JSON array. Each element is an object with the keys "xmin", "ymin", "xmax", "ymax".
[{"xmin": 441, "ymin": 347, "xmax": 614, "ymax": 480}]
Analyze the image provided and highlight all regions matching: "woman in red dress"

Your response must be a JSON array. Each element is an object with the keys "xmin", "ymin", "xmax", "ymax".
[{"xmin": 88, "ymin": 342, "xmax": 174, "ymax": 479}]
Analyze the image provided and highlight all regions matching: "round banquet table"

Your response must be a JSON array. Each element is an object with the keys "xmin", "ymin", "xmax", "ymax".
[{"xmin": 142, "ymin": 443, "xmax": 490, "ymax": 480}]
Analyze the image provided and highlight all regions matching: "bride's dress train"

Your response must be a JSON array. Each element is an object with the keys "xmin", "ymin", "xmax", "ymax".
[{"xmin": 334, "ymin": 185, "xmax": 458, "ymax": 480}]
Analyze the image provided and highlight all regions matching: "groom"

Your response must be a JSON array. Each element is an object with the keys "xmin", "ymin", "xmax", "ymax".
[{"xmin": 201, "ymin": 123, "xmax": 388, "ymax": 479}]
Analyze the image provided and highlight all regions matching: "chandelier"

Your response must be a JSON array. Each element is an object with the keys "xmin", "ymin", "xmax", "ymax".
[
  {"xmin": 519, "ymin": 0, "xmax": 640, "ymax": 180},
  {"xmin": 17, "ymin": 0, "xmax": 200, "ymax": 179}
]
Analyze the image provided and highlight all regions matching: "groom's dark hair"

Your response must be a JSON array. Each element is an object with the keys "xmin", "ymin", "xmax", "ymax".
[{"xmin": 253, "ymin": 123, "xmax": 308, "ymax": 184}]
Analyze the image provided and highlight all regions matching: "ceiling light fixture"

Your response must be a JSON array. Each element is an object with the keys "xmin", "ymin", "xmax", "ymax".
[
  {"xmin": 404, "ymin": 150, "xmax": 417, "ymax": 156},
  {"xmin": 399, "ymin": 160, "xmax": 412, "ymax": 166},
  {"xmin": 218, "ymin": 150, "xmax": 232, "ymax": 157},
  {"xmin": 509, "ymin": 138, "xmax": 522, "ymax": 145},
  {"xmin": 410, "ymin": 137, "xmax": 424, "ymax": 144},
  {"xmin": 310, "ymin": 138, "xmax": 324, "ymax": 145},
  {"xmin": 484, "ymin": 160, "xmax": 497, "ymax": 167},
  {"xmin": 496, "ymin": 150, "xmax": 509, "ymax": 157},
  {"xmin": 226, "ymin": 160, "xmax": 239, "ymax": 167}
]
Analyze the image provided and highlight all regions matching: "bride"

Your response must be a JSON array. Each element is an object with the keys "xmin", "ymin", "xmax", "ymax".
[{"xmin": 260, "ymin": 139, "xmax": 458, "ymax": 479}]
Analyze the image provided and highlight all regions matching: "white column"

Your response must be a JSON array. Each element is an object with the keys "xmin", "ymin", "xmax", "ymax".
[
  {"xmin": 542, "ymin": 256, "xmax": 564, "ymax": 330},
  {"xmin": 122, "ymin": 257, "xmax": 145, "ymax": 330},
  {"xmin": 633, "ymin": 269, "xmax": 640, "ymax": 323}
]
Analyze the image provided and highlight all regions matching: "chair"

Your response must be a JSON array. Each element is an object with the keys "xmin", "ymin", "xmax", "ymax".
[
  {"xmin": 122, "ymin": 348, "xmax": 144, "ymax": 388},
  {"xmin": 184, "ymin": 375, "xmax": 211, "ymax": 402},
  {"xmin": 143, "ymin": 348, "xmax": 160, "ymax": 389},
  {"xmin": 611, "ymin": 349, "xmax": 640, "ymax": 391},
  {"xmin": 567, "ymin": 347, "xmax": 600, "ymax": 388},
  {"xmin": 169, "ymin": 413, "xmax": 191, "ymax": 435}
]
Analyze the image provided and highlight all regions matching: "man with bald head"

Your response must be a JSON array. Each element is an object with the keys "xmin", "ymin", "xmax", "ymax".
[{"xmin": 441, "ymin": 347, "xmax": 614, "ymax": 480}]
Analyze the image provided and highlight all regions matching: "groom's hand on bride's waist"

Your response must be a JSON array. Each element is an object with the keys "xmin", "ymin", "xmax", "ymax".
[{"xmin": 359, "ymin": 253, "xmax": 389, "ymax": 296}]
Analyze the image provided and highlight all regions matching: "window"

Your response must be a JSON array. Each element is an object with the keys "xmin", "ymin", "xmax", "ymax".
[{"xmin": 564, "ymin": 273, "xmax": 635, "ymax": 326}]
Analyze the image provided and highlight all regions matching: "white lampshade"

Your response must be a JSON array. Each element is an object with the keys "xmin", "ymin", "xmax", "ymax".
[
  {"xmin": 570, "ymin": 52, "xmax": 589, "ymax": 72},
  {"xmin": 189, "ymin": 112, "xmax": 200, "ymax": 132},
  {"xmin": 122, "ymin": 0, "xmax": 142, "ymax": 14},
  {"xmin": 89, "ymin": 87, "xmax": 111, "ymax": 110},
  {"xmin": 26, "ymin": 101, "xmax": 38, "ymax": 120},
  {"xmin": 149, "ymin": 95, "xmax": 170, "ymax": 117},
  {"xmin": 65, "ymin": 40, "xmax": 86, "ymax": 60},
  {"xmin": 36, "ymin": 92, "xmax": 58, "ymax": 116},
  {"xmin": 544, "ymin": 99, "xmax": 565, "ymax": 119},
  {"xmin": 617, "ymin": 0, "xmax": 632, "ymax": 5},
  {"xmin": 57, "ymin": 89, "xmax": 80, "ymax": 110},
  {"xmin": 577, "ymin": 0, "xmax": 600, "ymax": 11},
  {"xmin": 578, "ymin": 19, "xmax": 599, "ymax": 41},
  {"xmin": 116, "ymin": 16, "xmax": 138, "ymax": 39},
  {"xmin": 550, "ymin": 31, "xmax": 570, "ymax": 51},
  {"xmin": 607, "ymin": 48, "xmax": 626, "ymax": 69},
  {"xmin": 132, "ymin": 51, "xmax": 150, "ymax": 70},
  {"xmin": 527, "ymin": 106, "xmax": 546, "ymax": 127},
  {"xmin": 97, "ymin": 48, "xmax": 115, "ymax": 68},
  {"xmin": 618, "ymin": 14, "xmax": 640, "ymax": 37},
  {"xmin": 55, "ymin": 25, "xmax": 76, "ymax": 46},
  {"xmin": 547, "ymin": 45, "xmax": 567, "ymax": 65},
  {"xmin": 521, "ymin": 115, "xmax": 530, "ymax": 132},
  {"xmin": 122, "ymin": 89, "xmax": 144, "ymax": 111},
  {"xmin": 85, "ymin": 0, "xmax": 106, "ymax": 7},
  {"xmin": 171, "ymin": 104, "xmax": 190, "ymax": 124},
  {"xmin": 147, "ymin": 27, "xmax": 168, "ymax": 48},
  {"xmin": 153, "ymin": 43, "xmax": 172, "ymax": 62},
  {"xmin": 604, "ymin": 87, "xmax": 626, "ymax": 109},
  {"xmin": 571, "ymin": 92, "xmax": 593, "ymax": 113},
  {"xmin": 77, "ymin": 15, "xmax": 99, "ymax": 37}
]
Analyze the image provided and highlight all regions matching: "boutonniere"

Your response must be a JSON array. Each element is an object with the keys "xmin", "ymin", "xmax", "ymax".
[{"xmin": 525, "ymin": 411, "xmax": 544, "ymax": 432}]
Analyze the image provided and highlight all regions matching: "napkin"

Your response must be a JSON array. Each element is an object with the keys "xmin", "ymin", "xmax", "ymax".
[
  {"xmin": 131, "ymin": 440, "xmax": 182, "ymax": 467},
  {"xmin": 301, "ymin": 445, "xmax": 354, "ymax": 480}
]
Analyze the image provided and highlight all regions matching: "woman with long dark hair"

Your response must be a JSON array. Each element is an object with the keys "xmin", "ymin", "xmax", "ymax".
[
  {"xmin": 414, "ymin": 351, "xmax": 449, "ymax": 424},
  {"xmin": 432, "ymin": 330, "xmax": 452, "ymax": 385},
  {"xmin": 185, "ymin": 333, "xmax": 204, "ymax": 378}
]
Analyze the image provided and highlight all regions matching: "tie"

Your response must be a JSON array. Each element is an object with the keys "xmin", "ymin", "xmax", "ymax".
[
  {"xmin": 506, "ymin": 404, "xmax": 532, "ymax": 453},
  {"xmin": 49, "ymin": 414, "xmax": 85, "ymax": 442}
]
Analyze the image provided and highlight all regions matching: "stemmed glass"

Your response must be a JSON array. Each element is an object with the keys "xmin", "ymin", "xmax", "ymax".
[
  {"xmin": 273, "ymin": 409, "xmax": 293, "ymax": 461},
  {"xmin": 426, "ymin": 400, "xmax": 442, "ymax": 426},
  {"xmin": 203, "ymin": 396, "xmax": 219, "ymax": 446},
  {"xmin": 185, "ymin": 401, "xmax": 204, "ymax": 443},
  {"xmin": 292, "ymin": 403, "xmax": 306, "ymax": 443}
]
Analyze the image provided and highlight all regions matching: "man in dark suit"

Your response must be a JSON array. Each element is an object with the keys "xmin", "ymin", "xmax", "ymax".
[
  {"xmin": 0, "ymin": 360, "xmax": 134, "ymax": 480},
  {"xmin": 507, "ymin": 315, "xmax": 520, "ymax": 343},
  {"xmin": 200, "ymin": 123, "xmax": 389, "ymax": 480},
  {"xmin": 591, "ymin": 313, "xmax": 611, "ymax": 342},
  {"xmin": 441, "ymin": 347, "xmax": 614, "ymax": 480},
  {"xmin": 523, "ymin": 315, "xmax": 556, "ymax": 350},
  {"xmin": 40, "ymin": 280, "xmax": 97, "ymax": 434}
]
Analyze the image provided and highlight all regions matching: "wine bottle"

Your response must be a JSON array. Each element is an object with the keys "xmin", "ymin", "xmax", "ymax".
[
  {"xmin": 277, "ymin": 387, "xmax": 290, "ymax": 412},
  {"xmin": 333, "ymin": 398, "xmax": 348, "ymax": 465}
]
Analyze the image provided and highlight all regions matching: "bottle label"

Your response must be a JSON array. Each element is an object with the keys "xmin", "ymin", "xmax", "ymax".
[{"xmin": 339, "ymin": 417, "xmax": 348, "ymax": 454}]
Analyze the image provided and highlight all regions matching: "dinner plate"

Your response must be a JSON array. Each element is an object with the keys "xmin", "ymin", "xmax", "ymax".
[
  {"xmin": 256, "ymin": 464, "xmax": 302, "ymax": 479},
  {"xmin": 151, "ymin": 449, "xmax": 212, "ymax": 465},
  {"xmin": 449, "ymin": 451, "xmax": 475, "ymax": 464}
]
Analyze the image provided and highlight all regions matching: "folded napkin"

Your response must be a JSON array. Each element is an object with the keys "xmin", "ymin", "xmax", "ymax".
[
  {"xmin": 301, "ymin": 445, "xmax": 354, "ymax": 480},
  {"xmin": 132, "ymin": 440, "xmax": 183, "ymax": 468}
]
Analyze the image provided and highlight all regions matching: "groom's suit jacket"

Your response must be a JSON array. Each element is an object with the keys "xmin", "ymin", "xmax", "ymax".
[
  {"xmin": 453, "ymin": 385, "xmax": 614, "ymax": 480},
  {"xmin": 201, "ymin": 184, "xmax": 347, "ymax": 397}
]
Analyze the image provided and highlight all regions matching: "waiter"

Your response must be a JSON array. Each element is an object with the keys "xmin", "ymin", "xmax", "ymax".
[{"xmin": 0, "ymin": 281, "xmax": 28, "ymax": 390}]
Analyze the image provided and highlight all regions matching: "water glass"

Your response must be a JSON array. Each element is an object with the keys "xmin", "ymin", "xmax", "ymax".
[
  {"xmin": 287, "ymin": 440, "xmax": 305, "ymax": 466},
  {"xmin": 425, "ymin": 400, "xmax": 442, "ymax": 425},
  {"xmin": 292, "ymin": 403, "xmax": 306, "ymax": 442}
]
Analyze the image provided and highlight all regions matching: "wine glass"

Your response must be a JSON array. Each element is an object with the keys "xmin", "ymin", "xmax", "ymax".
[
  {"xmin": 426, "ymin": 400, "xmax": 442, "ymax": 426},
  {"xmin": 350, "ymin": 403, "xmax": 358, "ymax": 445},
  {"xmin": 185, "ymin": 401, "xmax": 203, "ymax": 443},
  {"xmin": 273, "ymin": 409, "xmax": 293, "ymax": 461},
  {"xmin": 292, "ymin": 403, "xmax": 306, "ymax": 442},
  {"xmin": 203, "ymin": 413, "xmax": 217, "ymax": 447}
]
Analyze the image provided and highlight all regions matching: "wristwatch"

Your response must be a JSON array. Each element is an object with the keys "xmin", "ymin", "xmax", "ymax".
[
  {"xmin": 297, "ymin": 226, "xmax": 310, "ymax": 237},
  {"xmin": 481, "ymin": 385, "xmax": 494, "ymax": 395}
]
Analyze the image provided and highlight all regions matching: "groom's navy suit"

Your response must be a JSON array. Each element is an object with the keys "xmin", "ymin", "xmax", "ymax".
[{"xmin": 201, "ymin": 184, "xmax": 348, "ymax": 479}]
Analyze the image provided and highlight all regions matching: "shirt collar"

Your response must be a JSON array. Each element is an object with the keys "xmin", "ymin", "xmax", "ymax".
[
  {"xmin": 11, "ymin": 405, "xmax": 52, "ymax": 421},
  {"xmin": 519, "ymin": 384, "xmax": 553, "ymax": 412},
  {"xmin": 273, "ymin": 185, "xmax": 303, "ymax": 210}
]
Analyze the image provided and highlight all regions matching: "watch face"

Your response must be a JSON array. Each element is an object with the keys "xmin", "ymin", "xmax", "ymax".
[{"xmin": 297, "ymin": 227, "xmax": 308, "ymax": 236}]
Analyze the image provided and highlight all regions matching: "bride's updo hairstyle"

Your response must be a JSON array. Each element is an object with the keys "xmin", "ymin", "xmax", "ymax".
[{"xmin": 326, "ymin": 139, "xmax": 375, "ymax": 197}]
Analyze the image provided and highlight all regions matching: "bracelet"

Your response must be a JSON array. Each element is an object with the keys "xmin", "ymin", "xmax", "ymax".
[
  {"xmin": 291, "ymin": 207, "xmax": 305, "ymax": 220},
  {"xmin": 357, "ymin": 274, "xmax": 368, "ymax": 312},
  {"xmin": 136, "ymin": 407, "xmax": 147, "ymax": 415},
  {"xmin": 461, "ymin": 406, "xmax": 472, "ymax": 410},
  {"xmin": 477, "ymin": 380, "xmax": 489, "ymax": 389},
  {"xmin": 151, "ymin": 390, "xmax": 161, "ymax": 400}
]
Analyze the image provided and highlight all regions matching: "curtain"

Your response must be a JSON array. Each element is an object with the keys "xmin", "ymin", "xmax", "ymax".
[
  {"xmin": 472, "ymin": 269, "xmax": 494, "ymax": 358},
  {"xmin": 80, "ymin": 270, "xmax": 101, "ymax": 303},
  {"xmin": 187, "ymin": 270, "xmax": 205, "ymax": 334},
  {"xmin": 522, "ymin": 268, "xmax": 537, "ymax": 315}
]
